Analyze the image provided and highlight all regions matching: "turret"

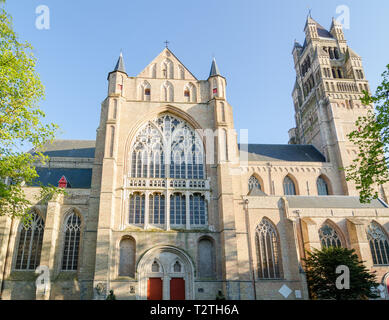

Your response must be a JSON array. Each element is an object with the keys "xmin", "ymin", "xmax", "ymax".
[
  {"xmin": 208, "ymin": 58, "xmax": 226, "ymax": 100},
  {"xmin": 330, "ymin": 17, "xmax": 345, "ymax": 42},
  {"xmin": 108, "ymin": 52, "xmax": 127, "ymax": 96},
  {"xmin": 304, "ymin": 15, "xmax": 319, "ymax": 43}
]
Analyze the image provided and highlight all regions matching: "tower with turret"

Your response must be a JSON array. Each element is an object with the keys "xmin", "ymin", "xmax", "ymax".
[{"xmin": 289, "ymin": 15, "xmax": 372, "ymax": 196}]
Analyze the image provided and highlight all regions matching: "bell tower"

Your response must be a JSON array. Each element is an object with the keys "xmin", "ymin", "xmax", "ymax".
[{"xmin": 289, "ymin": 16, "xmax": 372, "ymax": 195}]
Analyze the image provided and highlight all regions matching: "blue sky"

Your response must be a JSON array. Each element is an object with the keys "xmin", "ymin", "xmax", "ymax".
[{"xmin": 3, "ymin": 0, "xmax": 389, "ymax": 144}]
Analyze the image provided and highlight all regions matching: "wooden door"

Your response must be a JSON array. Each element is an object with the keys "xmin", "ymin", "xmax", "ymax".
[
  {"xmin": 170, "ymin": 278, "xmax": 185, "ymax": 300},
  {"xmin": 147, "ymin": 278, "xmax": 163, "ymax": 300}
]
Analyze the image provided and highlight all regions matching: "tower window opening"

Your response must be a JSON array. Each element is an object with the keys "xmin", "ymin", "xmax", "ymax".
[{"xmin": 145, "ymin": 88, "xmax": 150, "ymax": 96}]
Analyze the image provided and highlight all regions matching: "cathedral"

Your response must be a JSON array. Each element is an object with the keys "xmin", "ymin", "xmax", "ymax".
[{"xmin": 0, "ymin": 16, "xmax": 388, "ymax": 300}]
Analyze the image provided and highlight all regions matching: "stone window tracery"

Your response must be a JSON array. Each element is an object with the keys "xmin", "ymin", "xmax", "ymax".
[
  {"xmin": 170, "ymin": 193, "xmax": 186, "ymax": 225},
  {"xmin": 127, "ymin": 114, "xmax": 208, "ymax": 229},
  {"xmin": 15, "ymin": 211, "xmax": 44, "ymax": 270},
  {"xmin": 367, "ymin": 222, "xmax": 389, "ymax": 265},
  {"xmin": 249, "ymin": 176, "xmax": 262, "ymax": 192},
  {"xmin": 129, "ymin": 193, "xmax": 145, "ymax": 224},
  {"xmin": 62, "ymin": 211, "xmax": 81, "ymax": 271},
  {"xmin": 319, "ymin": 224, "xmax": 342, "ymax": 248},
  {"xmin": 149, "ymin": 193, "xmax": 165, "ymax": 225},
  {"xmin": 255, "ymin": 218, "xmax": 282, "ymax": 279}
]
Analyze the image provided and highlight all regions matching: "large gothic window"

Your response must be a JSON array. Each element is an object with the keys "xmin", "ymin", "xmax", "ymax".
[
  {"xmin": 62, "ymin": 211, "xmax": 81, "ymax": 271},
  {"xmin": 15, "ymin": 211, "xmax": 44, "ymax": 270},
  {"xmin": 319, "ymin": 223, "xmax": 342, "ymax": 248},
  {"xmin": 170, "ymin": 193, "xmax": 186, "ymax": 225},
  {"xmin": 149, "ymin": 193, "xmax": 165, "ymax": 225},
  {"xmin": 255, "ymin": 218, "xmax": 282, "ymax": 279},
  {"xmin": 317, "ymin": 176, "xmax": 329, "ymax": 195},
  {"xmin": 127, "ymin": 114, "xmax": 207, "ymax": 228},
  {"xmin": 283, "ymin": 176, "xmax": 296, "ymax": 195},
  {"xmin": 248, "ymin": 176, "xmax": 262, "ymax": 192},
  {"xmin": 367, "ymin": 222, "xmax": 389, "ymax": 265},
  {"xmin": 129, "ymin": 193, "xmax": 145, "ymax": 224},
  {"xmin": 130, "ymin": 114, "xmax": 204, "ymax": 179}
]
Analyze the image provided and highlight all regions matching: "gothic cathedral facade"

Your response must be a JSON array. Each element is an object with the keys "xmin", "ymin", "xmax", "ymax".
[{"xmin": 0, "ymin": 16, "xmax": 388, "ymax": 300}]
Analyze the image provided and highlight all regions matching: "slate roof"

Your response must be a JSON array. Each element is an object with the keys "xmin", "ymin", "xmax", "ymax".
[
  {"xmin": 31, "ymin": 168, "xmax": 93, "ymax": 189},
  {"xmin": 114, "ymin": 52, "xmax": 126, "ymax": 73},
  {"xmin": 32, "ymin": 140, "xmax": 96, "ymax": 158},
  {"xmin": 209, "ymin": 58, "xmax": 221, "ymax": 77},
  {"xmin": 239, "ymin": 144, "xmax": 326, "ymax": 162},
  {"xmin": 286, "ymin": 196, "xmax": 387, "ymax": 209},
  {"xmin": 315, "ymin": 21, "xmax": 334, "ymax": 39}
]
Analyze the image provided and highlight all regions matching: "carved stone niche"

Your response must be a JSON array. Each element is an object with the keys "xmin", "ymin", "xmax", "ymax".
[{"xmin": 94, "ymin": 282, "xmax": 107, "ymax": 300}]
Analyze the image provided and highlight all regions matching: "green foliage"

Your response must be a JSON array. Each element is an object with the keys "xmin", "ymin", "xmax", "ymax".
[
  {"xmin": 0, "ymin": 8, "xmax": 58, "ymax": 221},
  {"xmin": 303, "ymin": 247, "xmax": 379, "ymax": 300},
  {"xmin": 345, "ymin": 65, "xmax": 389, "ymax": 202}
]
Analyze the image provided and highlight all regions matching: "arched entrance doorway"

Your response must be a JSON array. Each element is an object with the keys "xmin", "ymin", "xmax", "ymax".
[{"xmin": 137, "ymin": 245, "xmax": 194, "ymax": 300}]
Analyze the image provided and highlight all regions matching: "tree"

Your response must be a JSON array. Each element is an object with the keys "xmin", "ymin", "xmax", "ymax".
[
  {"xmin": 345, "ymin": 65, "xmax": 389, "ymax": 203},
  {"xmin": 303, "ymin": 247, "xmax": 379, "ymax": 300},
  {"xmin": 0, "ymin": 5, "xmax": 58, "ymax": 222}
]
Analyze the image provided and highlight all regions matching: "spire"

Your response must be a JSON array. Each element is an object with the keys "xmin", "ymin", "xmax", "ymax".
[
  {"xmin": 304, "ymin": 14, "xmax": 316, "ymax": 29},
  {"xmin": 209, "ymin": 57, "xmax": 221, "ymax": 77},
  {"xmin": 330, "ymin": 16, "xmax": 342, "ymax": 30},
  {"xmin": 293, "ymin": 39, "xmax": 302, "ymax": 49},
  {"xmin": 113, "ymin": 51, "xmax": 126, "ymax": 74}
]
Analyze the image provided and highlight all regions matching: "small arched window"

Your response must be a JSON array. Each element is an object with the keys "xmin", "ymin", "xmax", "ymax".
[
  {"xmin": 255, "ymin": 218, "xmax": 282, "ymax": 279},
  {"xmin": 283, "ymin": 176, "xmax": 296, "ymax": 195},
  {"xmin": 248, "ymin": 176, "xmax": 262, "ymax": 192},
  {"xmin": 317, "ymin": 176, "xmax": 329, "ymax": 195},
  {"xmin": 15, "ymin": 211, "xmax": 44, "ymax": 270},
  {"xmin": 119, "ymin": 237, "xmax": 136, "ymax": 277},
  {"xmin": 198, "ymin": 238, "xmax": 215, "ymax": 278},
  {"xmin": 367, "ymin": 222, "xmax": 389, "ymax": 265},
  {"xmin": 319, "ymin": 224, "xmax": 342, "ymax": 248},
  {"xmin": 139, "ymin": 80, "xmax": 151, "ymax": 101},
  {"xmin": 62, "ymin": 211, "xmax": 81, "ymax": 271},
  {"xmin": 173, "ymin": 261, "xmax": 182, "ymax": 272},
  {"xmin": 152, "ymin": 260, "xmax": 160, "ymax": 272},
  {"xmin": 161, "ymin": 81, "xmax": 174, "ymax": 102}
]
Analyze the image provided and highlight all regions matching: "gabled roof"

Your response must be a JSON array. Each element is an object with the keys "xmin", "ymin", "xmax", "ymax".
[
  {"xmin": 31, "ymin": 140, "xmax": 96, "ymax": 158},
  {"xmin": 238, "ymin": 144, "xmax": 326, "ymax": 162},
  {"xmin": 137, "ymin": 48, "xmax": 197, "ymax": 80}
]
